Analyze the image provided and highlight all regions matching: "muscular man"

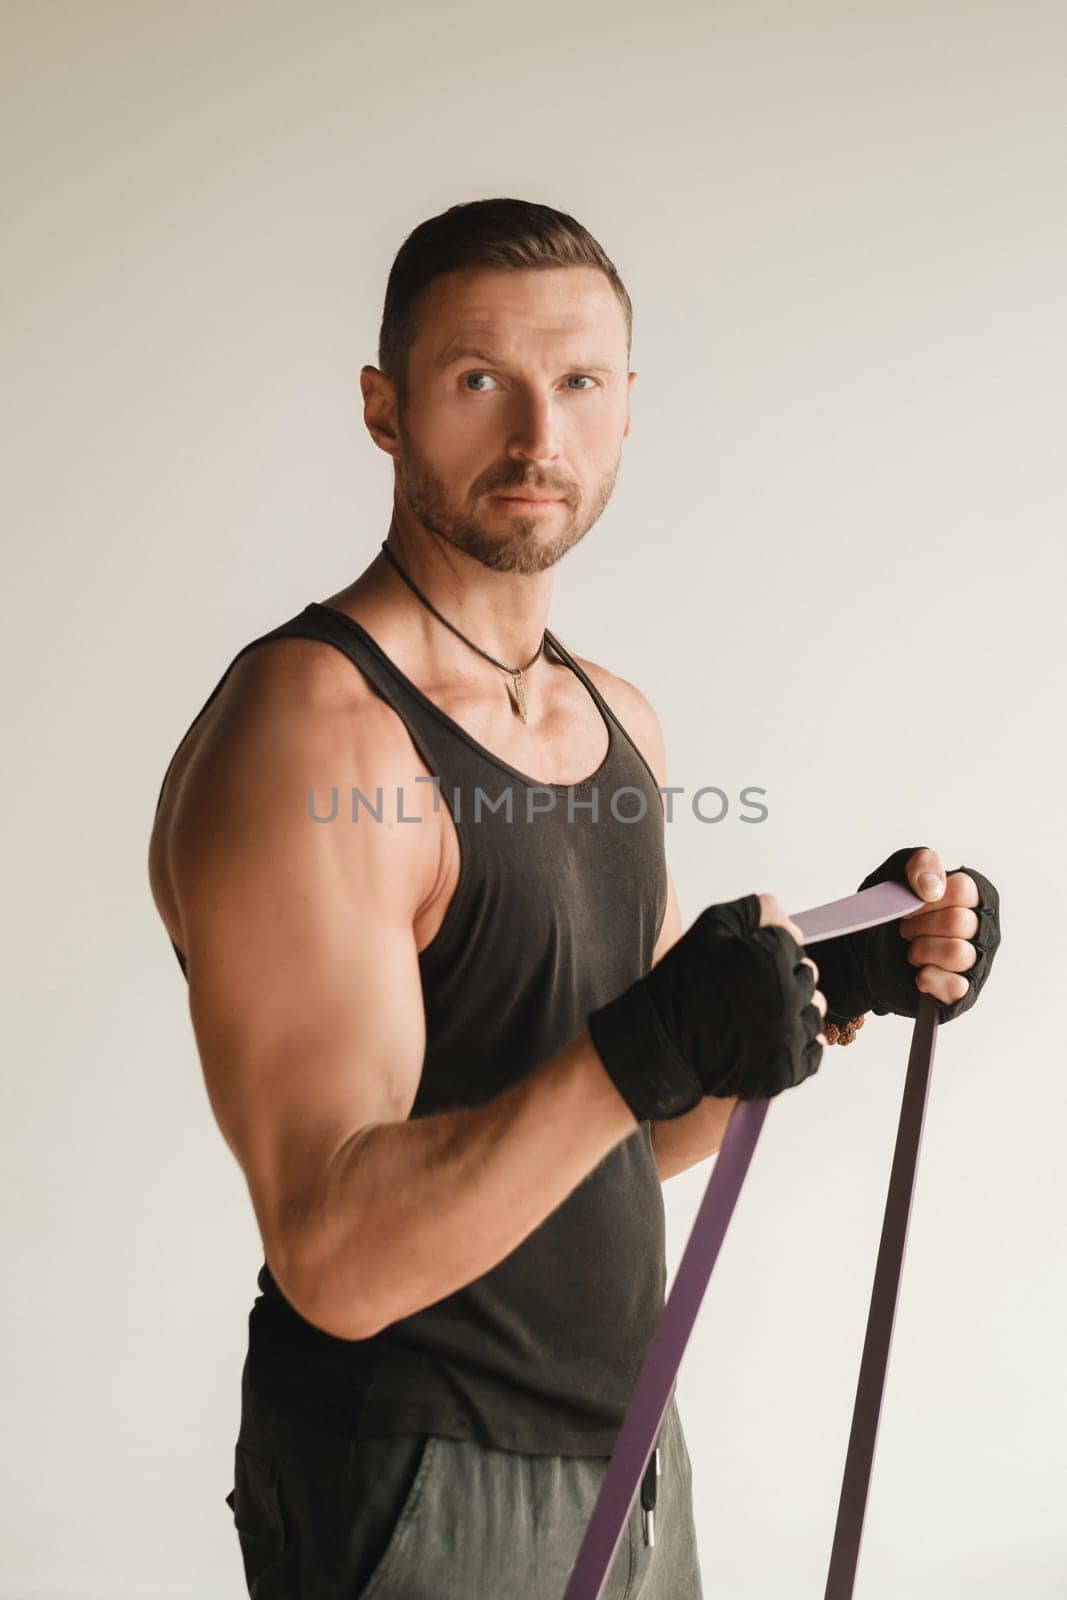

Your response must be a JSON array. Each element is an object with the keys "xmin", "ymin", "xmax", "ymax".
[{"xmin": 148, "ymin": 199, "xmax": 999, "ymax": 1600}]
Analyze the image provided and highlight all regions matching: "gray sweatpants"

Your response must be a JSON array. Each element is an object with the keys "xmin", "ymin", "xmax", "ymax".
[{"xmin": 229, "ymin": 1380, "xmax": 703, "ymax": 1599}]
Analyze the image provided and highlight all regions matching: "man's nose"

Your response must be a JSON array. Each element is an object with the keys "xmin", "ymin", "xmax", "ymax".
[{"xmin": 505, "ymin": 389, "xmax": 562, "ymax": 464}]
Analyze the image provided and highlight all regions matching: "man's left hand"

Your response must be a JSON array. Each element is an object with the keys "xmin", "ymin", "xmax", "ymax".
[
  {"xmin": 896, "ymin": 846, "xmax": 982, "ymax": 1007},
  {"xmin": 854, "ymin": 843, "xmax": 1002, "ymax": 1023}
]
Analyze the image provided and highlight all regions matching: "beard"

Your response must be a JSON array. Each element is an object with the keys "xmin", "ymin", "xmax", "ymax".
[{"xmin": 394, "ymin": 423, "xmax": 620, "ymax": 576}]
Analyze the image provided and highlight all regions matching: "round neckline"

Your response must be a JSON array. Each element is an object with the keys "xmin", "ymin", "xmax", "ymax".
[{"xmin": 307, "ymin": 601, "xmax": 616, "ymax": 794}]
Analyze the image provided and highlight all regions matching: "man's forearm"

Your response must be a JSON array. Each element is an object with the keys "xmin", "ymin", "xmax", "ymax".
[
  {"xmin": 277, "ymin": 1029, "xmax": 639, "ymax": 1340},
  {"xmin": 650, "ymin": 1095, "xmax": 737, "ymax": 1181}
]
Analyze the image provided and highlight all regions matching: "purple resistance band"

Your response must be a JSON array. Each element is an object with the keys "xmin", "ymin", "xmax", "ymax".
[{"xmin": 563, "ymin": 881, "xmax": 938, "ymax": 1600}]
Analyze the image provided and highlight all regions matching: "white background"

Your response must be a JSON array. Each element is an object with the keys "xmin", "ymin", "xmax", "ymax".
[{"xmin": 2, "ymin": 2, "xmax": 1064, "ymax": 1595}]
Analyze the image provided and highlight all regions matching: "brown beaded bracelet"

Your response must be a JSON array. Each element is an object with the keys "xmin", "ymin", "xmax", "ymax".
[{"xmin": 824, "ymin": 1014, "xmax": 866, "ymax": 1046}]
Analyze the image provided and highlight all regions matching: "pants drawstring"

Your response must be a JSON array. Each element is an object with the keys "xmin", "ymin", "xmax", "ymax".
[{"xmin": 640, "ymin": 1439, "xmax": 663, "ymax": 1547}]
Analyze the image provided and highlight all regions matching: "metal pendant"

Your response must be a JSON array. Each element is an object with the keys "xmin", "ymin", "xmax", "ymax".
[{"xmin": 512, "ymin": 669, "xmax": 529, "ymax": 723}]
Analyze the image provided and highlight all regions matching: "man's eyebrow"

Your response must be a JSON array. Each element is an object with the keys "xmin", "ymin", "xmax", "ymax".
[
  {"xmin": 433, "ymin": 344, "xmax": 620, "ymax": 375},
  {"xmin": 433, "ymin": 345, "xmax": 499, "ymax": 368}
]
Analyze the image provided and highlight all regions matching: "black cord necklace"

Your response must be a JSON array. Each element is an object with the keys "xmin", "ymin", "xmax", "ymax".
[{"xmin": 380, "ymin": 541, "xmax": 546, "ymax": 724}]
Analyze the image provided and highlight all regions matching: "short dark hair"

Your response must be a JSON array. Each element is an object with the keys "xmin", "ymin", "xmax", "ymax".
[{"xmin": 377, "ymin": 197, "xmax": 632, "ymax": 402}]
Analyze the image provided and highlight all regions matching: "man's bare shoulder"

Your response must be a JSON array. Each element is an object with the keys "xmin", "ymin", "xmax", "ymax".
[
  {"xmin": 150, "ymin": 633, "xmax": 442, "ymax": 949},
  {"xmin": 563, "ymin": 647, "xmax": 668, "ymax": 787},
  {"xmin": 219, "ymin": 630, "xmax": 394, "ymax": 731},
  {"xmin": 167, "ymin": 633, "xmax": 423, "ymax": 805}
]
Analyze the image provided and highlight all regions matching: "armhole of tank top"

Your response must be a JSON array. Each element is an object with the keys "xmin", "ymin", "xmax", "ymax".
[
  {"xmin": 247, "ymin": 621, "xmax": 477, "ymax": 972},
  {"xmin": 544, "ymin": 629, "xmax": 665, "ymax": 798}
]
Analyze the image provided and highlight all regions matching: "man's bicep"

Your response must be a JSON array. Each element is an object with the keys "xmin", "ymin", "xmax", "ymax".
[{"xmin": 173, "ymin": 709, "xmax": 431, "ymax": 1287}]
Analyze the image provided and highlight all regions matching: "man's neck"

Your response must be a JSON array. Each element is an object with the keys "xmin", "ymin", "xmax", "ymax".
[{"xmin": 326, "ymin": 507, "xmax": 556, "ymax": 667}]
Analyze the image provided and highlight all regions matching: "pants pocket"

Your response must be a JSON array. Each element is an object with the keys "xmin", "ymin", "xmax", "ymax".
[
  {"xmin": 355, "ymin": 1434, "xmax": 438, "ymax": 1600},
  {"xmin": 227, "ymin": 1441, "xmax": 288, "ymax": 1592}
]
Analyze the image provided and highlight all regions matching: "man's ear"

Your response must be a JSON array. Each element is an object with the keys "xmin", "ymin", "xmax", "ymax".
[
  {"xmin": 624, "ymin": 369, "xmax": 637, "ymax": 439},
  {"xmin": 360, "ymin": 365, "xmax": 402, "ymax": 459}
]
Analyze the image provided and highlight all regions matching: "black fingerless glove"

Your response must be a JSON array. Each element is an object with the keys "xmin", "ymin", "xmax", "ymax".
[
  {"xmin": 587, "ymin": 893, "xmax": 825, "ymax": 1124},
  {"xmin": 814, "ymin": 846, "xmax": 1002, "ymax": 1027}
]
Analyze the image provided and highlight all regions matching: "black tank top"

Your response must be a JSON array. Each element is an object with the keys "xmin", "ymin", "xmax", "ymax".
[{"xmin": 156, "ymin": 601, "xmax": 670, "ymax": 1456}]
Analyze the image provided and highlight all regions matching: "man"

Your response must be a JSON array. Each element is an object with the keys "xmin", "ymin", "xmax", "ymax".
[{"xmin": 148, "ymin": 198, "xmax": 1000, "ymax": 1599}]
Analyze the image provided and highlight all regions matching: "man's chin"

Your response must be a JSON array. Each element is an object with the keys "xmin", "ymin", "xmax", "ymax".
[{"xmin": 436, "ymin": 516, "xmax": 585, "ymax": 576}]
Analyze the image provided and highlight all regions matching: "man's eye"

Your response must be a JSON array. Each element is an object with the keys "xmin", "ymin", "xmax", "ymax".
[
  {"xmin": 463, "ymin": 372, "xmax": 497, "ymax": 391},
  {"xmin": 566, "ymin": 375, "xmax": 596, "ymax": 390}
]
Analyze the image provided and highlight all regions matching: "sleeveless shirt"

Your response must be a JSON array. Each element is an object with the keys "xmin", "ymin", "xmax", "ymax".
[{"xmin": 155, "ymin": 601, "xmax": 670, "ymax": 1456}]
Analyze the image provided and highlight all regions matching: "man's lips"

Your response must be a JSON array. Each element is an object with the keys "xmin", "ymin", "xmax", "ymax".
[{"xmin": 490, "ymin": 493, "xmax": 565, "ymax": 504}]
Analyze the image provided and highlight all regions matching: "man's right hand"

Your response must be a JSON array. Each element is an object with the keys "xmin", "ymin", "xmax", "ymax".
[{"xmin": 587, "ymin": 892, "xmax": 827, "ymax": 1123}]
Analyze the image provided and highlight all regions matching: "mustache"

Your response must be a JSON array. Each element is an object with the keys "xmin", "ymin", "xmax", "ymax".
[{"xmin": 477, "ymin": 467, "xmax": 579, "ymax": 502}]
